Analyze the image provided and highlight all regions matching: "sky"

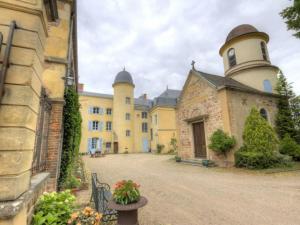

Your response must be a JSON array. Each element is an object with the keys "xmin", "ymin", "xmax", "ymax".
[{"xmin": 77, "ymin": 0, "xmax": 300, "ymax": 98}]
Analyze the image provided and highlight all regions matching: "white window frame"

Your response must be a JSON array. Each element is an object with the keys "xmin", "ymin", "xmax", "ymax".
[
  {"xmin": 126, "ymin": 130, "xmax": 131, "ymax": 137},
  {"xmin": 126, "ymin": 113, "xmax": 130, "ymax": 120},
  {"xmin": 106, "ymin": 108, "xmax": 112, "ymax": 115}
]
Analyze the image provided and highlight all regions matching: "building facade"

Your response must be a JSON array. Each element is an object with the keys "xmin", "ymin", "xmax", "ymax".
[
  {"xmin": 177, "ymin": 24, "xmax": 279, "ymax": 165},
  {"xmin": 0, "ymin": 0, "xmax": 78, "ymax": 224},
  {"xmin": 79, "ymin": 70, "xmax": 180, "ymax": 154}
]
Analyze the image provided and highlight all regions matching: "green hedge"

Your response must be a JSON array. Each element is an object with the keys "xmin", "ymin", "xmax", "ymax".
[{"xmin": 235, "ymin": 151, "xmax": 290, "ymax": 169}]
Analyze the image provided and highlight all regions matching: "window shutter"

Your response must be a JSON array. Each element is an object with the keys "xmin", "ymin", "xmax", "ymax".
[
  {"xmin": 88, "ymin": 121, "xmax": 92, "ymax": 131},
  {"xmin": 87, "ymin": 138, "xmax": 92, "ymax": 152},
  {"xmin": 99, "ymin": 107, "xmax": 104, "ymax": 115},
  {"xmin": 99, "ymin": 121, "xmax": 103, "ymax": 131},
  {"xmin": 88, "ymin": 106, "xmax": 92, "ymax": 114},
  {"xmin": 99, "ymin": 138, "xmax": 103, "ymax": 150}
]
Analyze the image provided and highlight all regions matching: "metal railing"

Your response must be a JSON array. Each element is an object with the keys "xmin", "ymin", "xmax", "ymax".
[
  {"xmin": 32, "ymin": 88, "xmax": 52, "ymax": 175},
  {"xmin": 0, "ymin": 21, "xmax": 16, "ymax": 104}
]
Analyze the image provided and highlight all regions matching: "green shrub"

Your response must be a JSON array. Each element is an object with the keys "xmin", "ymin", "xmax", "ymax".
[
  {"xmin": 32, "ymin": 190, "xmax": 76, "ymax": 225},
  {"xmin": 156, "ymin": 144, "xmax": 165, "ymax": 154},
  {"xmin": 62, "ymin": 174, "xmax": 81, "ymax": 189},
  {"xmin": 209, "ymin": 129, "xmax": 236, "ymax": 157},
  {"xmin": 279, "ymin": 134, "xmax": 300, "ymax": 161},
  {"xmin": 235, "ymin": 108, "xmax": 282, "ymax": 169},
  {"xmin": 235, "ymin": 151, "xmax": 276, "ymax": 169},
  {"xmin": 243, "ymin": 108, "xmax": 279, "ymax": 153},
  {"xmin": 113, "ymin": 180, "xmax": 140, "ymax": 205},
  {"xmin": 169, "ymin": 137, "xmax": 178, "ymax": 154},
  {"xmin": 174, "ymin": 155, "xmax": 181, "ymax": 162}
]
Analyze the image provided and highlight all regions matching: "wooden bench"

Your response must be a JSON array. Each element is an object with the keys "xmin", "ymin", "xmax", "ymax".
[{"xmin": 90, "ymin": 173, "xmax": 117, "ymax": 222}]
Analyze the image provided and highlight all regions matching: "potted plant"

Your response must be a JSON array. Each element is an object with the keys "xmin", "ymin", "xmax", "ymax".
[
  {"xmin": 175, "ymin": 155, "xmax": 181, "ymax": 162},
  {"xmin": 108, "ymin": 180, "xmax": 147, "ymax": 225},
  {"xmin": 68, "ymin": 207, "xmax": 102, "ymax": 225}
]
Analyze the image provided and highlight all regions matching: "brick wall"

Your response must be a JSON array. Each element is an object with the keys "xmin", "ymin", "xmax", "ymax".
[{"xmin": 46, "ymin": 100, "xmax": 64, "ymax": 191}]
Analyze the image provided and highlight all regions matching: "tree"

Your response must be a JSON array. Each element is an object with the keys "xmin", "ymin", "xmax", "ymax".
[
  {"xmin": 290, "ymin": 96, "xmax": 300, "ymax": 143},
  {"xmin": 275, "ymin": 71, "xmax": 297, "ymax": 140},
  {"xmin": 243, "ymin": 108, "xmax": 279, "ymax": 153},
  {"xmin": 280, "ymin": 0, "xmax": 300, "ymax": 38}
]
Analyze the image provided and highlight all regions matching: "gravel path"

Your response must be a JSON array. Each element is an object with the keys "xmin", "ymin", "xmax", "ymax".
[{"xmin": 83, "ymin": 154, "xmax": 300, "ymax": 225}]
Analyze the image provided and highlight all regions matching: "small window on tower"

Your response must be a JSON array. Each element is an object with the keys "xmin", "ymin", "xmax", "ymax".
[
  {"xmin": 263, "ymin": 79, "xmax": 272, "ymax": 93},
  {"xmin": 261, "ymin": 42, "xmax": 268, "ymax": 61},
  {"xmin": 227, "ymin": 48, "xmax": 236, "ymax": 68},
  {"xmin": 126, "ymin": 97, "xmax": 131, "ymax": 104}
]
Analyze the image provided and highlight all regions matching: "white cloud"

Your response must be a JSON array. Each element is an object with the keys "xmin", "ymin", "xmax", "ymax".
[{"xmin": 78, "ymin": 0, "xmax": 300, "ymax": 97}]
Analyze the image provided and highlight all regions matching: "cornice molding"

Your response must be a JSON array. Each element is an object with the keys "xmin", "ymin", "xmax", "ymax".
[{"xmin": 0, "ymin": 1, "xmax": 48, "ymax": 36}]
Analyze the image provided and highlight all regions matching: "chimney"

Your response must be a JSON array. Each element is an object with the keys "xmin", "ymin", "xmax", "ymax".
[
  {"xmin": 143, "ymin": 93, "xmax": 147, "ymax": 100},
  {"xmin": 78, "ymin": 83, "xmax": 84, "ymax": 92}
]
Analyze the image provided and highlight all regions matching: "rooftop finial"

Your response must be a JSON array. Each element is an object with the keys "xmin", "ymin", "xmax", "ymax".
[
  {"xmin": 166, "ymin": 85, "xmax": 168, "ymax": 90},
  {"xmin": 191, "ymin": 60, "xmax": 196, "ymax": 70},
  {"xmin": 123, "ymin": 66, "xmax": 126, "ymax": 71}
]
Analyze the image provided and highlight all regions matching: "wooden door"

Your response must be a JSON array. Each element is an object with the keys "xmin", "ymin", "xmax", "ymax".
[
  {"xmin": 113, "ymin": 142, "xmax": 118, "ymax": 154},
  {"xmin": 192, "ymin": 122, "xmax": 207, "ymax": 158}
]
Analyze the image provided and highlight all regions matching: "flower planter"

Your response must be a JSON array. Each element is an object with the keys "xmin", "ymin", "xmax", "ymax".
[{"xmin": 108, "ymin": 196, "xmax": 148, "ymax": 225}]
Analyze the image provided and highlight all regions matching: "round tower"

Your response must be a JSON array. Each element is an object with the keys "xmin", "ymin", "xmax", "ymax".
[
  {"xmin": 219, "ymin": 24, "xmax": 279, "ymax": 93},
  {"xmin": 112, "ymin": 68, "xmax": 135, "ymax": 153}
]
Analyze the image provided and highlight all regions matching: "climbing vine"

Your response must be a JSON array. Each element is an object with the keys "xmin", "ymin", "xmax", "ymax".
[{"xmin": 58, "ymin": 87, "xmax": 82, "ymax": 189}]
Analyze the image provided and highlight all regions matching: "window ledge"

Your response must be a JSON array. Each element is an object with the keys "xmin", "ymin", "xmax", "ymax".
[{"xmin": 0, "ymin": 172, "xmax": 50, "ymax": 219}]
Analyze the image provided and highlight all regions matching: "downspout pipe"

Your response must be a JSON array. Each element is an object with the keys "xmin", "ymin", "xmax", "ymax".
[{"xmin": 0, "ymin": 21, "xmax": 16, "ymax": 103}]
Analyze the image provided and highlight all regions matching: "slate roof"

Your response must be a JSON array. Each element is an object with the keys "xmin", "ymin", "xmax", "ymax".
[
  {"xmin": 194, "ymin": 70, "xmax": 277, "ymax": 96},
  {"xmin": 79, "ymin": 91, "xmax": 113, "ymax": 99},
  {"xmin": 151, "ymin": 89, "xmax": 181, "ymax": 108},
  {"xmin": 113, "ymin": 69, "xmax": 134, "ymax": 86},
  {"xmin": 134, "ymin": 97, "xmax": 153, "ymax": 110}
]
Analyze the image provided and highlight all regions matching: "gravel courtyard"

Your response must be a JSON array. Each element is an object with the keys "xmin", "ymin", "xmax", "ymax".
[{"xmin": 83, "ymin": 154, "xmax": 300, "ymax": 225}]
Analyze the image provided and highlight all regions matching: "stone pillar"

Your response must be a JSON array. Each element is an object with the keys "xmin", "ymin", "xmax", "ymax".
[{"xmin": 46, "ymin": 99, "xmax": 64, "ymax": 191}]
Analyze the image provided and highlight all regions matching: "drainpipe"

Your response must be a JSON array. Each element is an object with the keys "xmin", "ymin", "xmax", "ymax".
[{"xmin": 0, "ymin": 21, "xmax": 16, "ymax": 103}]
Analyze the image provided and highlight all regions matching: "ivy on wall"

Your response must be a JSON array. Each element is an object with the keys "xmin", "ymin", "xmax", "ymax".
[{"xmin": 58, "ymin": 87, "xmax": 82, "ymax": 189}]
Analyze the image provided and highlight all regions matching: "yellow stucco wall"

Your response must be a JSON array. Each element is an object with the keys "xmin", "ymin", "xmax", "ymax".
[
  {"xmin": 113, "ymin": 83, "xmax": 135, "ymax": 153},
  {"xmin": 133, "ymin": 109, "xmax": 151, "ymax": 153},
  {"xmin": 79, "ymin": 95, "xmax": 113, "ymax": 153},
  {"xmin": 150, "ymin": 106, "xmax": 177, "ymax": 153}
]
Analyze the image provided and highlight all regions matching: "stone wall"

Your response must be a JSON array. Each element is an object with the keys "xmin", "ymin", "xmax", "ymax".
[
  {"xmin": 226, "ymin": 89, "xmax": 278, "ymax": 152},
  {"xmin": 176, "ymin": 72, "xmax": 224, "ymax": 161}
]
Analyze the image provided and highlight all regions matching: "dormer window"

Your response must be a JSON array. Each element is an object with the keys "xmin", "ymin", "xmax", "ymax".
[
  {"xmin": 261, "ymin": 42, "xmax": 268, "ymax": 61},
  {"xmin": 228, "ymin": 48, "xmax": 236, "ymax": 67}
]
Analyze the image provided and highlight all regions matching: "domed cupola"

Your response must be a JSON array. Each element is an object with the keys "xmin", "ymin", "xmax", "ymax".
[
  {"xmin": 219, "ymin": 24, "xmax": 279, "ymax": 93},
  {"xmin": 113, "ymin": 68, "xmax": 135, "ymax": 87},
  {"xmin": 219, "ymin": 24, "xmax": 271, "ymax": 77}
]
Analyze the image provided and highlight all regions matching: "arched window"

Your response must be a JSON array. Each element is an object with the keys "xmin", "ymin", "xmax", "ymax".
[
  {"xmin": 263, "ymin": 79, "xmax": 272, "ymax": 93},
  {"xmin": 227, "ymin": 48, "xmax": 236, "ymax": 67},
  {"xmin": 260, "ymin": 108, "xmax": 268, "ymax": 120},
  {"xmin": 261, "ymin": 42, "xmax": 268, "ymax": 61}
]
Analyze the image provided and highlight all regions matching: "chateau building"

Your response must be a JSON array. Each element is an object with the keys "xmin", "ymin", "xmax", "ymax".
[
  {"xmin": 0, "ymin": 0, "xmax": 78, "ymax": 224},
  {"xmin": 80, "ymin": 24, "xmax": 280, "ymax": 165},
  {"xmin": 79, "ymin": 71, "xmax": 180, "ymax": 154},
  {"xmin": 177, "ymin": 24, "xmax": 279, "ymax": 165}
]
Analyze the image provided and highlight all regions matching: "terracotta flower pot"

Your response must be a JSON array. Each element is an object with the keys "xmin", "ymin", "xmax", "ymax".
[{"xmin": 108, "ymin": 196, "xmax": 148, "ymax": 225}]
